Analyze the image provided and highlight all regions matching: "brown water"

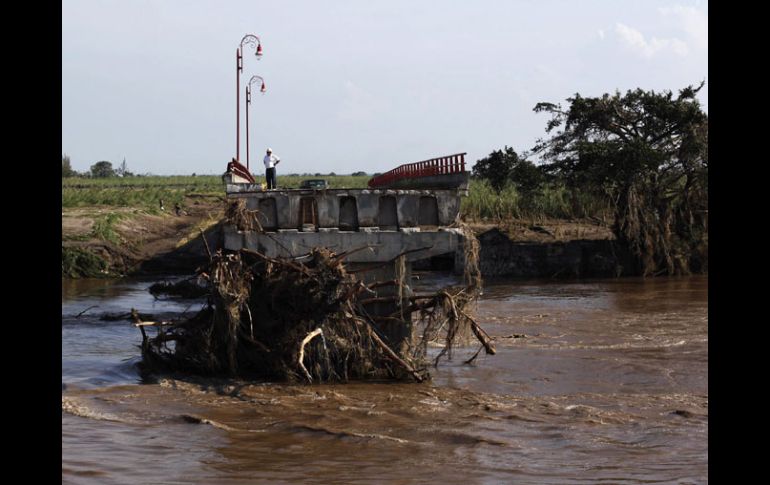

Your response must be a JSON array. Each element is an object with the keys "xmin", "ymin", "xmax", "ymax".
[{"xmin": 62, "ymin": 275, "xmax": 708, "ymax": 484}]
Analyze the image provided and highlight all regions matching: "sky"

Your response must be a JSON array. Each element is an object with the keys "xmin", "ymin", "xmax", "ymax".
[{"xmin": 62, "ymin": 0, "xmax": 708, "ymax": 176}]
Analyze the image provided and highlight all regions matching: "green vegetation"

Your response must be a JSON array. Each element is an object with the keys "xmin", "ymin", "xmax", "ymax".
[
  {"xmin": 466, "ymin": 83, "xmax": 707, "ymax": 275},
  {"xmin": 62, "ymin": 247, "xmax": 108, "ymax": 278},
  {"xmin": 90, "ymin": 161, "xmax": 116, "ymax": 178},
  {"xmin": 62, "ymin": 175, "xmax": 224, "ymax": 187},
  {"xmin": 533, "ymin": 83, "xmax": 708, "ymax": 275},
  {"xmin": 90, "ymin": 212, "xmax": 127, "ymax": 244},
  {"xmin": 62, "ymin": 154, "xmax": 76, "ymax": 178},
  {"xmin": 61, "ymin": 175, "xmax": 371, "ymax": 209},
  {"xmin": 461, "ymin": 179, "xmax": 610, "ymax": 221},
  {"xmin": 472, "ymin": 146, "xmax": 545, "ymax": 194},
  {"xmin": 62, "ymin": 175, "xmax": 223, "ymax": 209}
]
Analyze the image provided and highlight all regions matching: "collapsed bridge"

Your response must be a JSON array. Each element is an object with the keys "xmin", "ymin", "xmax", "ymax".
[{"xmin": 139, "ymin": 153, "xmax": 492, "ymax": 383}]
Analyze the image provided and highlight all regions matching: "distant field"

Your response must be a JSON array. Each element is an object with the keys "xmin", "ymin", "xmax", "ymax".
[{"xmin": 61, "ymin": 175, "xmax": 372, "ymax": 209}]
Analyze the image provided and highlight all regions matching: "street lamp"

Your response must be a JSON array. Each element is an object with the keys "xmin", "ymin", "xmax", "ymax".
[
  {"xmin": 236, "ymin": 34, "xmax": 262, "ymax": 162},
  {"xmin": 245, "ymin": 75, "xmax": 267, "ymax": 169}
]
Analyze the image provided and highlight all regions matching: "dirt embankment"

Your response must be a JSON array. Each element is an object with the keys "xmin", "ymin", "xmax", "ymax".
[
  {"xmin": 467, "ymin": 219, "xmax": 614, "ymax": 244},
  {"xmin": 62, "ymin": 198, "xmax": 225, "ymax": 278},
  {"xmin": 464, "ymin": 219, "xmax": 630, "ymax": 278}
]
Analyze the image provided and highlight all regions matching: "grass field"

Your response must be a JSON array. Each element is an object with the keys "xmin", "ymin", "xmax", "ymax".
[{"xmin": 62, "ymin": 175, "xmax": 372, "ymax": 210}]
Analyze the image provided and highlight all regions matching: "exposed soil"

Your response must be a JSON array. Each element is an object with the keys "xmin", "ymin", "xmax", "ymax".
[
  {"xmin": 62, "ymin": 197, "xmax": 226, "ymax": 277},
  {"xmin": 467, "ymin": 218, "xmax": 614, "ymax": 244}
]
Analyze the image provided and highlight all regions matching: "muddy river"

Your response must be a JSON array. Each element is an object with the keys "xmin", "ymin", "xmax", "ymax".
[{"xmin": 62, "ymin": 274, "xmax": 707, "ymax": 484}]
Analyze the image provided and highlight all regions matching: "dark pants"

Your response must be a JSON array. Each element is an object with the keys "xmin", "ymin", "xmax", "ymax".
[{"xmin": 266, "ymin": 167, "xmax": 276, "ymax": 189}]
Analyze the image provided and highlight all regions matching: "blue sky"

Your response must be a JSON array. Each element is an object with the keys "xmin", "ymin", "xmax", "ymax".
[{"xmin": 62, "ymin": 0, "xmax": 708, "ymax": 175}]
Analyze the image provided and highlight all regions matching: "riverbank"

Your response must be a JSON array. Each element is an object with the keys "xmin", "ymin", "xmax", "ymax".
[
  {"xmin": 62, "ymin": 200, "xmax": 625, "ymax": 279},
  {"xmin": 62, "ymin": 196, "xmax": 224, "ymax": 277},
  {"xmin": 466, "ymin": 220, "xmax": 632, "ymax": 278}
]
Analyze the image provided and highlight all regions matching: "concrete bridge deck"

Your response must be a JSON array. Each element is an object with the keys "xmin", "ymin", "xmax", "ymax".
[{"xmin": 223, "ymin": 183, "xmax": 467, "ymax": 263}]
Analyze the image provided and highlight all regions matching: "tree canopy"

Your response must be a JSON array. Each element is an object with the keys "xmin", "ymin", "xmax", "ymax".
[
  {"xmin": 472, "ymin": 146, "xmax": 544, "ymax": 194},
  {"xmin": 533, "ymin": 83, "xmax": 708, "ymax": 275},
  {"xmin": 90, "ymin": 161, "xmax": 116, "ymax": 178}
]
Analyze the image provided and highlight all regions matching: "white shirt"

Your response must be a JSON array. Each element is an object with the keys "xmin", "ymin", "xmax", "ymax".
[{"xmin": 263, "ymin": 154, "xmax": 280, "ymax": 169}]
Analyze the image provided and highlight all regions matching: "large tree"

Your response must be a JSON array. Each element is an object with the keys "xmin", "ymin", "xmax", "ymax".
[{"xmin": 533, "ymin": 83, "xmax": 708, "ymax": 275}]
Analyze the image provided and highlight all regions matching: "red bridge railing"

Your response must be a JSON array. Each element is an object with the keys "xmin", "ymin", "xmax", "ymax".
[
  {"xmin": 226, "ymin": 158, "xmax": 256, "ymax": 183},
  {"xmin": 368, "ymin": 152, "xmax": 467, "ymax": 188}
]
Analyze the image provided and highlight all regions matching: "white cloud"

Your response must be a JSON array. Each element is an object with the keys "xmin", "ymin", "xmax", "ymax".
[
  {"xmin": 659, "ymin": 5, "xmax": 708, "ymax": 49},
  {"xmin": 615, "ymin": 22, "xmax": 689, "ymax": 58},
  {"xmin": 598, "ymin": 29, "xmax": 605, "ymax": 40}
]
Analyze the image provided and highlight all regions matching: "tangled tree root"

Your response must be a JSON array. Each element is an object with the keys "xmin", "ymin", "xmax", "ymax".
[
  {"xmin": 137, "ymin": 234, "xmax": 492, "ymax": 383},
  {"xmin": 225, "ymin": 199, "xmax": 263, "ymax": 232}
]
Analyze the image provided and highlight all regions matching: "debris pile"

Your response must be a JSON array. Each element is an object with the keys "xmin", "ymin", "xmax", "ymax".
[{"xmin": 138, "ymin": 229, "xmax": 493, "ymax": 383}]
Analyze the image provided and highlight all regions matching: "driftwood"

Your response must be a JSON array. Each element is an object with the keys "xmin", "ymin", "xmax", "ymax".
[
  {"xmin": 138, "ymin": 224, "xmax": 490, "ymax": 383},
  {"xmin": 298, "ymin": 328, "xmax": 324, "ymax": 383},
  {"xmin": 461, "ymin": 309, "xmax": 496, "ymax": 355},
  {"xmin": 75, "ymin": 305, "xmax": 99, "ymax": 319},
  {"xmin": 134, "ymin": 321, "xmax": 173, "ymax": 328},
  {"xmin": 361, "ymin": 317, "xmax": 424, "ymax": 383}
]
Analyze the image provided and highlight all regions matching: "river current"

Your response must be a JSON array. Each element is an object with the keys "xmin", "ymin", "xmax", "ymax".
[{"xmin": 62, "ymin": 274, "xmax": 707, "ymax": 484}]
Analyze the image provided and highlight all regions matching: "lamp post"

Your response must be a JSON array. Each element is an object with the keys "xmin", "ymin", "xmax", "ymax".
[
  {"xmin": 246, "ymin": 75, "xmax": 267, "ymax": 170},
  {"xmin": 236, "ymin": 34, "xmax": 262, "ymax": 162}
]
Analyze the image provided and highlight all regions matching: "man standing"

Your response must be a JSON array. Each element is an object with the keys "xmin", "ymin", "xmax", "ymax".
[{"xmin": 263, "ymin": 148, "xmax": 281, "ymax": 189}]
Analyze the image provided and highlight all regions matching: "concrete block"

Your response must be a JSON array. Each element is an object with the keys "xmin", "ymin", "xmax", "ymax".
[
  {"xmin": 397, "ymin": 194, "xmax": 420, "ymax": 227},
  {"xmin": 356, "ymin": 193, "xmax": 379, "ymax": 226}
]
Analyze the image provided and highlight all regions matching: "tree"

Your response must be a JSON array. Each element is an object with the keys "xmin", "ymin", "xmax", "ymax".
[
  {"xmin": 472, "ymin": 146, "xmax": 543, "ymax": 193},
  {"xmin": 510, "ymin": 158, "xmax": 545, "ymax": 195},
  {"xmin": 351, "ymin": 171, "xmax": 367, "ymax": 176},
  {"xmin": 472, "ymin": 146, "xmax": 516, "ymax": 192},
  {"xmin": 90, "ymin": 161, "xmax": 116, "ymax": 178},
  {"xmin": 533, "ymin": 82, "xmax": 708, "ymax": 275},
  {"xmin": 62, "ymin": 154, "xmax": 76, "ymax": 178}
]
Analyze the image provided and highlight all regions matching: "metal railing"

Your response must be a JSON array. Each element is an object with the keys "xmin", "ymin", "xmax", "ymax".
[{"xmin": 368, "ymin": 152, "xmax": 467, "ymax": 188}]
